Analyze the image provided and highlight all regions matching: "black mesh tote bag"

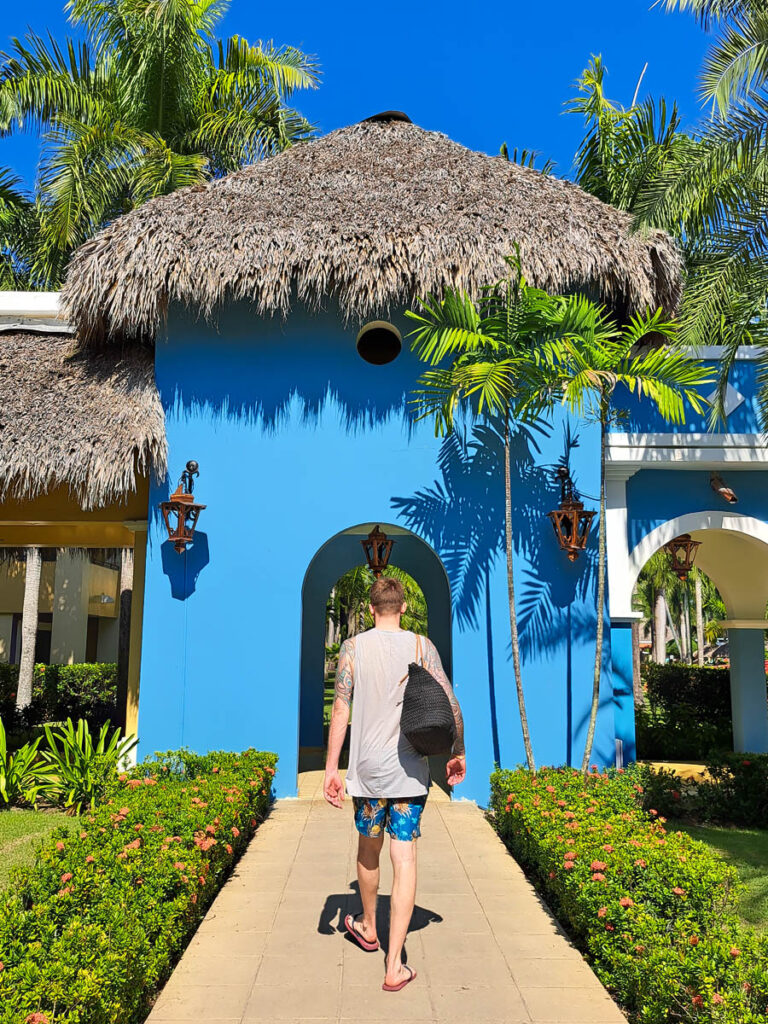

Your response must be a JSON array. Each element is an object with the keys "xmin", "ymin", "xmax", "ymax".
[{"xmin": 399, "ymin": 635, "xmax": 457, "ymax": 756}]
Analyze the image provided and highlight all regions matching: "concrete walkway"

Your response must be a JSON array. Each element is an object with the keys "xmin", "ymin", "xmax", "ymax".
[{"xmin": 147, "ymin": 796, "xmax": 626, "ymax": 1024}]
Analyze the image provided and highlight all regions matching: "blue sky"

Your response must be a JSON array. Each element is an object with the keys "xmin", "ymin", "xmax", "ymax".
[{"xmin": 2, "ymin": 0, "xmax": 711, "ymax": 189}]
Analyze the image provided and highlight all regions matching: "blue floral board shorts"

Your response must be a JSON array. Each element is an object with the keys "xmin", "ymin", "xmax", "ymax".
[{"xmin": 353, "ymin": 796, "xmax": 428, "ymax": 841}]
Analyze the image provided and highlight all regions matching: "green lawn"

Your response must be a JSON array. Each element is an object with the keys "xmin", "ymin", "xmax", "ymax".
[
  {"xmin": 681, "ymin": 823, "xmax": 768, "ymax": 932},
  {"xmin": 0, "ymin": 809, "xmax": 69, "ymax": 887}
]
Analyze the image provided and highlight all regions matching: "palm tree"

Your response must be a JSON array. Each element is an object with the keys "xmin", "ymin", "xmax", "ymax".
[
  {"xmin": 16, "ymin": 547, "xmax": 42, "ymax": 710},
  {"xmin": 407, "ymin": 263, "xmax": 562, "ymax": 772},
  {"xmin": 568, "ymin": 56, "xmax": 691, "ymax": 215},
  {"xmin": 0, "ymin": 0, "xmax": 318, "ymax": 286},
  {"xmin": 567, "ymin": 53, "xmax": 765, "ymax": 422},
  {"xmin": 637, "ymin": 1, "xmax": 768, "ymax": 420},
  {"xmin": 0, "ymin": 168, "xmax": 43, "ymax": 288},
  {"xmin": 524, "ymin": 299, "xmax": 712, "ymax": 771}
]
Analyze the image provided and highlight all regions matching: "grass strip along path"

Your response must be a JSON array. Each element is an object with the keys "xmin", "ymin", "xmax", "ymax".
[
  {"xmin": 0, "ymin": 810, "xmax": 69, "ymax": 888},
  {"xmin": 681, "ymin": 824, "xmax": 768, "ymax": 933}
]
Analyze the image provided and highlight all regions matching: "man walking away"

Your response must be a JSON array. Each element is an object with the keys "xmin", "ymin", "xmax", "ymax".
[{"xmin": 324, "ymin": 577, "xmax": 466, "ymax": 991}]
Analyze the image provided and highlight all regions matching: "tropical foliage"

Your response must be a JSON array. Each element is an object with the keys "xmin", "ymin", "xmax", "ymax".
[
  {"xmin": 0, "ymin": 717, "xmax": 56, "ymax": 808},
  {"xmin": 642, "ymin": 1, "xmax": 768, "ymax": 419},
  {"xmin": 326, "ymin": 564, "xmax": 428, "ymax": 645},
  {"xmin": 42, "ymin": 717, "xmax": 137, "ymax": 813},
  {"xmin": 568, "ymin": 47, "xmax": 767, "ymax": 423},
  {"xmin": 0, "ymin": 0, "xmax": 318, "ymax": 286}
]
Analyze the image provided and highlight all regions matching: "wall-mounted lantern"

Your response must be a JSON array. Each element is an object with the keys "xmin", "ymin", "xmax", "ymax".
[
  {"xmin": 547, "ymin": 467, "xmax": 595, "ymax": 562},
  {"xmin": 159, "ymin": 461, "xmax": 206, "ymax": 554},
  {"xmin": 665, "ymin": 533, "xmax": 701, "ymax": 580},
  {"xmin": 361, "ymin": 525, "xmax": 394, "ymax": 577}
]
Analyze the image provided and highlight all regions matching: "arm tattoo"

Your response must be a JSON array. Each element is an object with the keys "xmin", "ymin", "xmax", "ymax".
[
  {"xmin": 334, "ymin": 639, "xmax": 355, "ymax": 707},
  {"xmin": 424, "ymin": 639, "xmax": 465, "ymax": 757}
]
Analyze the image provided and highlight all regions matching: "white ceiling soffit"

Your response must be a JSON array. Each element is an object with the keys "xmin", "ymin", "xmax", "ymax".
[{"xmin": 0, "ymin": 291, "xmax": 71, "ymax": 334}]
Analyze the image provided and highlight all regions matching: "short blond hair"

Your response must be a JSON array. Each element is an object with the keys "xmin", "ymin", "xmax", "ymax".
[{"xmin": 370, "ymin": 577, "xmax": 404, "ymax": 613}]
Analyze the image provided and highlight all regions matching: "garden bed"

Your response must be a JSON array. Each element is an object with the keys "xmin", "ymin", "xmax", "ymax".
[
  {"xmin": 0, "ymin": 747, "xmax": 277, "ymax": 1024},
  {"xmin": 490, "ymin": 764, "xmax": 768, "ymax": 1023}
]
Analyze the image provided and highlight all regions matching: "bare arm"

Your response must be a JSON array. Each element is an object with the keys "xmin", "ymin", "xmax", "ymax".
[
  {"xmin": 324, "ymin": 638, "xmax": 354, "ymax": 806},
  {"xmin": 423, "ymin": 639, "xmax": 466, "ymax": 781}
]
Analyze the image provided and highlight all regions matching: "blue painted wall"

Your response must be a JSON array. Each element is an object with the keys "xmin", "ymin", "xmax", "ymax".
[
  {"xmin": 620, "ymin": 354, "xmax": 760, "ymax": 434},
  {"xmin": 137, "ymin": 304, "xmax": 615, "ymax": 802},
  {"xmin": 625, "ymin": 469, "xmax": 768, "ymax": 554}
]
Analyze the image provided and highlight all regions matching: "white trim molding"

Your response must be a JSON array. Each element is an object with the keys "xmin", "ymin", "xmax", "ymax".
[
  {"xmin": 688, "ymin": 345, "xmax": 762, "ymax": 362},
  {"xmin": 0, "ymin": 291, "xmax": 70, "ymax": 334},
  {"xmin": 719, "ymin": 619, "xmax": 768, "ymax": 630},
  {"xmin": 610, "ymin": 511, "xmax": 768, "ymax": 618},
  {"xmin": 607, "ymin": 432, "xmax": 768, "ymax": 470},
  {"xmin": 606, "ymin": 429, "xmax": 768, "ymax": 619}
]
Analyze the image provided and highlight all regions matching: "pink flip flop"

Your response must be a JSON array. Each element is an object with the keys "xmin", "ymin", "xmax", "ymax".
[
  {"xmin": 344, "ymin": 913, "xmax": 379, "ymax": 951},
  {"xmin": 382, "ymin": 965, "xmax": 417, "ymax": 992}
]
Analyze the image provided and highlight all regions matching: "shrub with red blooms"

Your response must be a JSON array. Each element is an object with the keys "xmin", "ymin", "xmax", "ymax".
[
  {"xmin": 0, "ymin": 748, "xmax": 277, "ymax": 1024},
  {"xmin": 491, "ymin": 765, "xmax": 768, "ymax": 1023}
]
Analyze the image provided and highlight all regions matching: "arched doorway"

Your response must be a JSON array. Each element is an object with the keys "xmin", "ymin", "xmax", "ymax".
[
  {"xmin": 625, "ymin": 513, "xmax": 768, "ymax": 755},
  {"xmin": 298, "ymin": 523, "xmax": 452, "ymax": 786}
]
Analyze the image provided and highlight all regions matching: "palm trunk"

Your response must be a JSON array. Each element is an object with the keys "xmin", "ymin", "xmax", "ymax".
[
  {"xmin": 666, "ymin": 605, "xmax": 683, "ymax": 661},
  {"xmin": 654, "ymin": 589, "xmax": 667, "ymax": 663},
  {"xmin": 695, "ymin": 574, "xmax": 705, "ymax": 667},
  {"xmin": 16, "ymin": 546, "xmax": 42, "ymax": 709},
  {"xmin": 682, "ymin": 586, "xmax": 692, "ymax": 665},
  {"xmin": 504, "ymin": 420, "xmax": 535, "ymax": 771},
  {"xmin": 581, "ymin": 417, "xmax": 606, "ymax": 773}
]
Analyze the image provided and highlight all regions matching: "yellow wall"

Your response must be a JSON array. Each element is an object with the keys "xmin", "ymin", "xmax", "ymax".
[{"xmin": 0, "ymin": 559, "xmax": 118, "ymax": 618}]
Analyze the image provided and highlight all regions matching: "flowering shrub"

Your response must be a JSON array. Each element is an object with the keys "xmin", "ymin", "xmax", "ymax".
[
  {"xmin": 491, "ymin": 765, "xmax": 768, "ymax": 1023},
  {"xmin": 640, "ymin": 754, "xmax": 768, "ymax": 828},
  {"xmin": 0, "ymin": 747, "xmax": 277, "ymax": 1024}
]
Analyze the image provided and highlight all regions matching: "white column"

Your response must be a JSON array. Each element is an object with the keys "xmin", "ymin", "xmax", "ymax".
[
  {"xmin": 50, "ymin": 551, "xmax": 91, "ymax": 665},
  {"xmin": 605, "ymin": 466, "xmax": 638, "ymax": 619},
  {"xmin": 0, "ymin": 614, "xmax": 12, "ymax": 663}
]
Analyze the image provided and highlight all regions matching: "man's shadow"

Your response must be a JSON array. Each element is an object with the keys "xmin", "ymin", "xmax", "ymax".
[{"xmin": 318, "ymin": 881, "xmax": 443, "ymax": 957}]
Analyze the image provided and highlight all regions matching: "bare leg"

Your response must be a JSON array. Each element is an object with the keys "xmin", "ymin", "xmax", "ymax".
[
  {"xmin": 385, "ymin": 837, "xmax": 418, "ymax": 985},
  {"xmin": 356, "ymin": 833, "xmax": 384, "ymax": 944}
]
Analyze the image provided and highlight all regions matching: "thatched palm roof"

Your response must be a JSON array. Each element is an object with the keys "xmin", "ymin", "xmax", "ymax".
[
  {"xmin": 62, "ymin": 114, "xmax": 683, "ymax": 345},
  {"xmin": 0, "ymin": 332, "xmax": 166, "ymax": 508}
]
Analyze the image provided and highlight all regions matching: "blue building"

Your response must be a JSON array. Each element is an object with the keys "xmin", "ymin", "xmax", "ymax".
[{"xmin": 3, "ymin": 115, "xmax": 767, "ymax": 804}]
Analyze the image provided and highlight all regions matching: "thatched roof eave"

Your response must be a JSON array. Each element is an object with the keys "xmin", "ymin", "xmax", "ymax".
[{"xmin": 0, "ymin": 332, "xmax": 166, "ymax": 509}]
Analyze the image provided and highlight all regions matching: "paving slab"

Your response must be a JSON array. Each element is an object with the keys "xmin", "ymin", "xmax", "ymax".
[{"xmin": 146, "ymin": 795, "xmax": 626, "ymax": 1024}]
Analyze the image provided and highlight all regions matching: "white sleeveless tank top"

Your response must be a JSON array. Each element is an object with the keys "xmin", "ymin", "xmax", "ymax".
[{"xmin": 344, "ymin": 628, "xmax": 431, "ymax": 799}]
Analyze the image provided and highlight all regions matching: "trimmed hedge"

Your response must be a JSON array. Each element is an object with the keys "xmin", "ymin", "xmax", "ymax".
[
  {"xmin": 643, "ymin": 663, "xmax": 734, "ymax": 719},
  {"xmin": 636, "ymin": 663, "xmax": 735, "ymax": 760},
  {"xmin": 0, "ymin": 664, "xmax": 117, "ymax": 738},
  {"xmin": 0, "ymin": 747, "xmax": 277, "ymax": 1024},
  {"xmin": 491, "ymin": 765, "xmax": 768, "ymax": 1024},
  {"xmin": 641, "ymin": 752, "xmax": 768, "ymax": 828}
]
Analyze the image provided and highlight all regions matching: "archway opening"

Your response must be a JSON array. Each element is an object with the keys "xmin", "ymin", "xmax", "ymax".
[
  {"xmin": 626, "ymin": 517, "xmax": 768, "ymax": 761},
  {"xmin": 298, "ymin": 523, "xmax": 451, "ymax": 788}
]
